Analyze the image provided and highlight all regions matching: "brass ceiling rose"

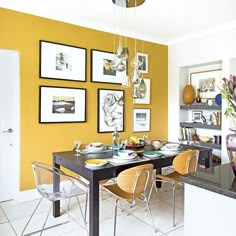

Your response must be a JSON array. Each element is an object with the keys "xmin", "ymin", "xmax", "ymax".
[{"xmin": 112, "ymin": 0, "xmax": 145, "ymax": 8}]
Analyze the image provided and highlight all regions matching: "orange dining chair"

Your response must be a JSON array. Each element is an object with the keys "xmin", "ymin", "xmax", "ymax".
[
  {"xmin": 103, "ymin": 163, "xmax": 157, "ymax": 236},
  {"xmin": 149, "ymin": 150, "xmax": 199, "ymax": 227}
]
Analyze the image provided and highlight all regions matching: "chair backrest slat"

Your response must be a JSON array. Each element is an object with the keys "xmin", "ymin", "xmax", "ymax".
[
  {"xmin": 173, "ymin": 150, "xmax": 199, "ymax": 175},
  {"xmin": 117, "ymin": 164, "xmax": 153, "ymax": 198}
]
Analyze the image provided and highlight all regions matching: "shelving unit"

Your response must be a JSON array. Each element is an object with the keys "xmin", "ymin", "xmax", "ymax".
[{"xmin": 179, "ymin": 104, "xmax": 222, "ymax": 151}]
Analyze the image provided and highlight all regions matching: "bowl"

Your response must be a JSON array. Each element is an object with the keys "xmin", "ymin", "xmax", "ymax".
[
  {"xmin": 199, "ymin": 136, "xmax": 211, "ymax": 143},
  {"xmin": 117, "ymin": 150, "xmax": 134, "ymax": 157},
  {"xmin": 201, "ymin": 98, "xmax": 208, "ymax": 104},
  {"xmin": 151, "ymin": 140, "xmax": 162, "ymax": 150}
]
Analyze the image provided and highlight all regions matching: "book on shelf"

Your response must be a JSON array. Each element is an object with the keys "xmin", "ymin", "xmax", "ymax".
[{"xmin": 181, "ymin": 127, "xmax": 198, "ymax": 141}]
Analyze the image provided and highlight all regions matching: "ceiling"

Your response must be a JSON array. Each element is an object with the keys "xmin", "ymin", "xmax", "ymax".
[{"xmin": 1, "ymin": 0, "xmax": 236, "ymax": 45}]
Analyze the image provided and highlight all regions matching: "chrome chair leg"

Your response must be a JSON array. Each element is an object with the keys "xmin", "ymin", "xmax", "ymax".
[
  {"xmin": 114, "ymin": 198, "xmax": 119, "ymax": 236},
  {"xmin": 144, "ymin": 196, "xmax": 158, "ymax": 233},
  {"xmin": 173, "ymin": 183, "xmax": 176, "ymax": 227},
  {"xmin": 21, "ymin": 197, "xmax": 43, "ymax": 236}
]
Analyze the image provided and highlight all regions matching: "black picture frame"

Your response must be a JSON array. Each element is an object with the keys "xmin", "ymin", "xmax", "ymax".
[
  {"xmin": 39, "ymin": 40, "xmax": 86, "ymax": 82},
  {"xmin": 39, "ymin": 86, "xmax": 86, "ymax": 123},
  {"xmin": 97, "ymin": 89, "xmax": 124, "ymax": 133},
  {"xmin": 91, "ymin": 49, "xmax": 125, "ymax": 84}
]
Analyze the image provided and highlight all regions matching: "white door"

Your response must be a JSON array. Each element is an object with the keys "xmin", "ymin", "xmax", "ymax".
[{"xmin": 0, "ymin": 50, "xmax": 20, "ymax": 202}]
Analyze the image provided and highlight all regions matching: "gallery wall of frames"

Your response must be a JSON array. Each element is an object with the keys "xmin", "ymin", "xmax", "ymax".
[{"xmin": 0, "ymin": 8, "xmax": 168, "ymax": 190}]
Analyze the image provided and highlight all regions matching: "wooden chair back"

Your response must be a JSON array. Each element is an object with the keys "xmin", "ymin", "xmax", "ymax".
[
  {"xmin": 117, "ymin": 164, "xmax": 154, "ymax": 198},
  {"xmin": 173, "ymin": 150, "xmax": 199, "ymax": 175}
]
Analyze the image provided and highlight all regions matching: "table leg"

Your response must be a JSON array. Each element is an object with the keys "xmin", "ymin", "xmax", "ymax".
[
  {"xmin": 89, "ymin": 177, "xmax": 100, "ymax": 236},
  {"xmin": 53, "ymin": 158, "xmax": 60, "ymax": 217},
  {"xmin": 156, "ymin": 167, "xmax": 162, "ymax": 188}
]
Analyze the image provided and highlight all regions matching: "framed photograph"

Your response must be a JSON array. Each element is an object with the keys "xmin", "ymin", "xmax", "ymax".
[
  {"xmin": 39, "ymin": 86, "xmax": 86, "ymax": 123},
  {"xmin": 137, "ymin": 52, "xmax": 148, "ymax": 73},
  {"xmin": 133, "ymin": 109, "xmax": 150, "ymax": 132},
  {"xmin": 192, "ymin": 111, "xmax": 202, "ymax": 122},
  {"xmin": 190, "ymin": 69, "xmax": 222, "ymax": 99},
  {"xmin": 91, "ymin": 49, "xmax": 125, "ymax": 84},
  {"xmin": 40, "ymin": 40, "xmax": 86, "ymax": 81},
  {"xmin": 98, "ymin": 89, "xmax": 124, "ymax": 133},
  {"xmin": 133, "ymin": 78, "xmax": 151, "ymax": 104}
]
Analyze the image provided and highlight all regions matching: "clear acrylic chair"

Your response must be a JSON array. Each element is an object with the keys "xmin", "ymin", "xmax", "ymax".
[
  {"xmin": 149, "ymin": 150, "xmax": 199, "ymax": 227},
  {"xmin": 103, "ymin": 163, "xmax": 157, "ymax": 236},
  {"xmin": 21, "ymin": 162, "xmax": 88, "ymax": 236}
]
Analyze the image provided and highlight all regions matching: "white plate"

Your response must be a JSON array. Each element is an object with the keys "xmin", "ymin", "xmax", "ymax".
[
  {"xmin": 85, "ymin": 159, "xmax": 108, "ymax": 167},
  {"xmin": 113, "ymin": 153, "xmax": 137, "ymax": 160},
  {"xmin": 159, "ymin": 150, "xmax": 180, "ymax": 156}
]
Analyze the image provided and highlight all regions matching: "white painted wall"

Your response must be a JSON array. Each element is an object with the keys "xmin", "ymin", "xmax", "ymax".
[{"xmin": 168, "ymin": 27, "xmax": 236, "ymax": 164}]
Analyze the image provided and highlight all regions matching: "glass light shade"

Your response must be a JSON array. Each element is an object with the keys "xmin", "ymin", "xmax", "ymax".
[{"xmin": 131, "ymin": 68, "xmax": 140, "ymax": 84}]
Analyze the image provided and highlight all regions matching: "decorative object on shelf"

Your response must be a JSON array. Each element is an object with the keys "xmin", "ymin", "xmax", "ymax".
[
  {"xmin": 192, "ymin": 111, "xmax": 202, "ymax": 122},
  {"xmin": 39, "ymin": 40, "xmax": 86, "ymax": 82},
  {"xmin": 196, "ymin": 88, "xmax": 201, "ymax": 103},
  {"xmin": 190, "ymin": 69, "xmax": 222, "ymax": 99},
  {"xmin": 97, "ymin": 89, "xmax": 124, "ymax": 133},
  {"xmin": 221, "ymin": 75, "xmax": 236, "ymax": 128},
  {"xmin": 201, "ymin": 98, "xmax": 208, "ymax": 104},
  {"xmin": 39, "ymin": 86, "xmax": 86, "ymax": 123},
  {"xmin": 183, "ymin": 85, "xmax": 195, "ymax": 105},
  {"xmin": 133, "ymin": 108, "xmax": 150, "ymax": 132},
  {"xmin": 214, "ymin": 93, "xmax": 222, "ymax": 105}
]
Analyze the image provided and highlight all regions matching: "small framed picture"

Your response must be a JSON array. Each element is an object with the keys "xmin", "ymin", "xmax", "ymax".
[
  {"xmin": 190, "ymin": 69, "xmax": 222, "ymax": 99},
  {"xmin": 91, "ymin": 49, "xmax": 126, "ymax": 84},
  {"xmin": 39, "ymin": 86, "xmax": 86, "ymax": 123},
  {"xmin": 133, "ymin": 108, "xmax": 150, "ymax": 132},
  {"xmin": 137, "ymin": 52, "xmax": 148, "ymax": 73},
  {"xmin": 98, "ymin": 89, "xmax": 124, "ymax": 133},
  {"xmin": 39, "ymin": 40, "xmax": 86, "ymax": 82},
  {"xmin": 133, "ymin": 78, "xmax": 151, "ymax": 104},
  {"xmin": 192, "ymin": 111, "xmax": 202, "ymax": 122}
]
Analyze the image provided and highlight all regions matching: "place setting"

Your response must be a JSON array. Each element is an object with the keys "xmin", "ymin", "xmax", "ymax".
[{"xmin": 77, "ymin": 142, "xmax": 111, "ymax": 154}]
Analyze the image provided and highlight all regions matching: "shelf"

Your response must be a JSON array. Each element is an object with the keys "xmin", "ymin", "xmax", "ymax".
[
  {"xmin": 180, "ymin": 122, "xmax": 221, "ymax": 130},
  {"xmin": 180, "ymin": 104, "xmax": 221, "ymax": 110},
  {"xmin": 197, "ymin": 142, "xmax": 221, "ymax": 150}
]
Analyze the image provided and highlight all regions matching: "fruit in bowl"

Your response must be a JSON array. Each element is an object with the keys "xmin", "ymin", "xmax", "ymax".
[{"xmin": 126, "ymin": 136, "xmax": 145, "ymax": 149}]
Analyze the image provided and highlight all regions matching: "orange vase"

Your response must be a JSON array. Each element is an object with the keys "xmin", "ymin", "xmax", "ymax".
[{"xmin": 183, "ymin": 85, "xmax": 195, "ymax": 105}]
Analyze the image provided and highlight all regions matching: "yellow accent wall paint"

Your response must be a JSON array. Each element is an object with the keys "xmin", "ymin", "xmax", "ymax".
[{"xmin": 0, "ymin": 8, "xmax": 168, "ymax": 190}]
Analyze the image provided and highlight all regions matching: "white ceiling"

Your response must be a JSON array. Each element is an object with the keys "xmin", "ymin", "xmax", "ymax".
[{"xmin": 1, "ymin": 0, "xmax": 236, "ymax": 45}]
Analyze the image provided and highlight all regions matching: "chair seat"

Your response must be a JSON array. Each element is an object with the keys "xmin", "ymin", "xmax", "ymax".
[
  {"xmin": 156, "ymin": 171, "xmax": 181, "ymax": 184},
  {"xmin": 103, "ymin": 184, "xmax": 135, "ymax": 200}
]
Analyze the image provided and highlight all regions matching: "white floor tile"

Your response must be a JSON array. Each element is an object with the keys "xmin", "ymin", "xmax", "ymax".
[
  {"xmin": 166, "ymin": 226, "xmax": 184, "ymax": 236},
  {"xmin": 0, "ymin": 207, "xmax": 8, "ymax": 223},
  {"xmin": 0, "ymin": 222, "xmax": 16, "ymax": 236},
  {"xmin": 100, "ymin": 214, "xmax": 165, "ymax": 236},
  {"xmin": 131, "ymin": 200, "xmax": 184, "ymax": 234}
]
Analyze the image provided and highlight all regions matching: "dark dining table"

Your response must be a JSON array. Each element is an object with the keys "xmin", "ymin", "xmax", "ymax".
[{"xmin": 52, "ymin": 144, "xmax": 212, "ymax": 236}]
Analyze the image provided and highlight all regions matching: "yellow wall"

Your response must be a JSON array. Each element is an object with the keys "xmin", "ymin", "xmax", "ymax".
[{"xmin": 0, "ymin": 8, "xmax": 168, "ymax": 190}]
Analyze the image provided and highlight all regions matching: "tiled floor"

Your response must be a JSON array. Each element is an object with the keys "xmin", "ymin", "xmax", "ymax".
[{"xmin": 0, "ymin": 169, "xmax": 184, "ymax": 236}]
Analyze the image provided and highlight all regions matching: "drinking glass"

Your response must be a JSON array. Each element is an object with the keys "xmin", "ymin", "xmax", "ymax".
[
  {"xmin": 121, "ymin": 139, "xmax": 128, "ymax": 150},
  {"xmin": 74, "ymin": 140, "xmax": 81, "ymax": 156}
]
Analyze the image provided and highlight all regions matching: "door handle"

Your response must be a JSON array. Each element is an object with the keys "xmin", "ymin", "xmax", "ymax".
[{"xmin": 2, "ymin": 128, "xmax": 13, "ymax": 133}]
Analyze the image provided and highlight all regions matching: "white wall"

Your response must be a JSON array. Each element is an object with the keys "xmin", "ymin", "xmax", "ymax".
[{"xmin": 168, "ymin": 27, "xmax": 236, "ymax": 164}]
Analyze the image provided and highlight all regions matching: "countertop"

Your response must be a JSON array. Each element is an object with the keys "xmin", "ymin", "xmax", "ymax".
[{"xmin": 182, "ymin": 163, "xmax": 236, "ymax": 199}]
